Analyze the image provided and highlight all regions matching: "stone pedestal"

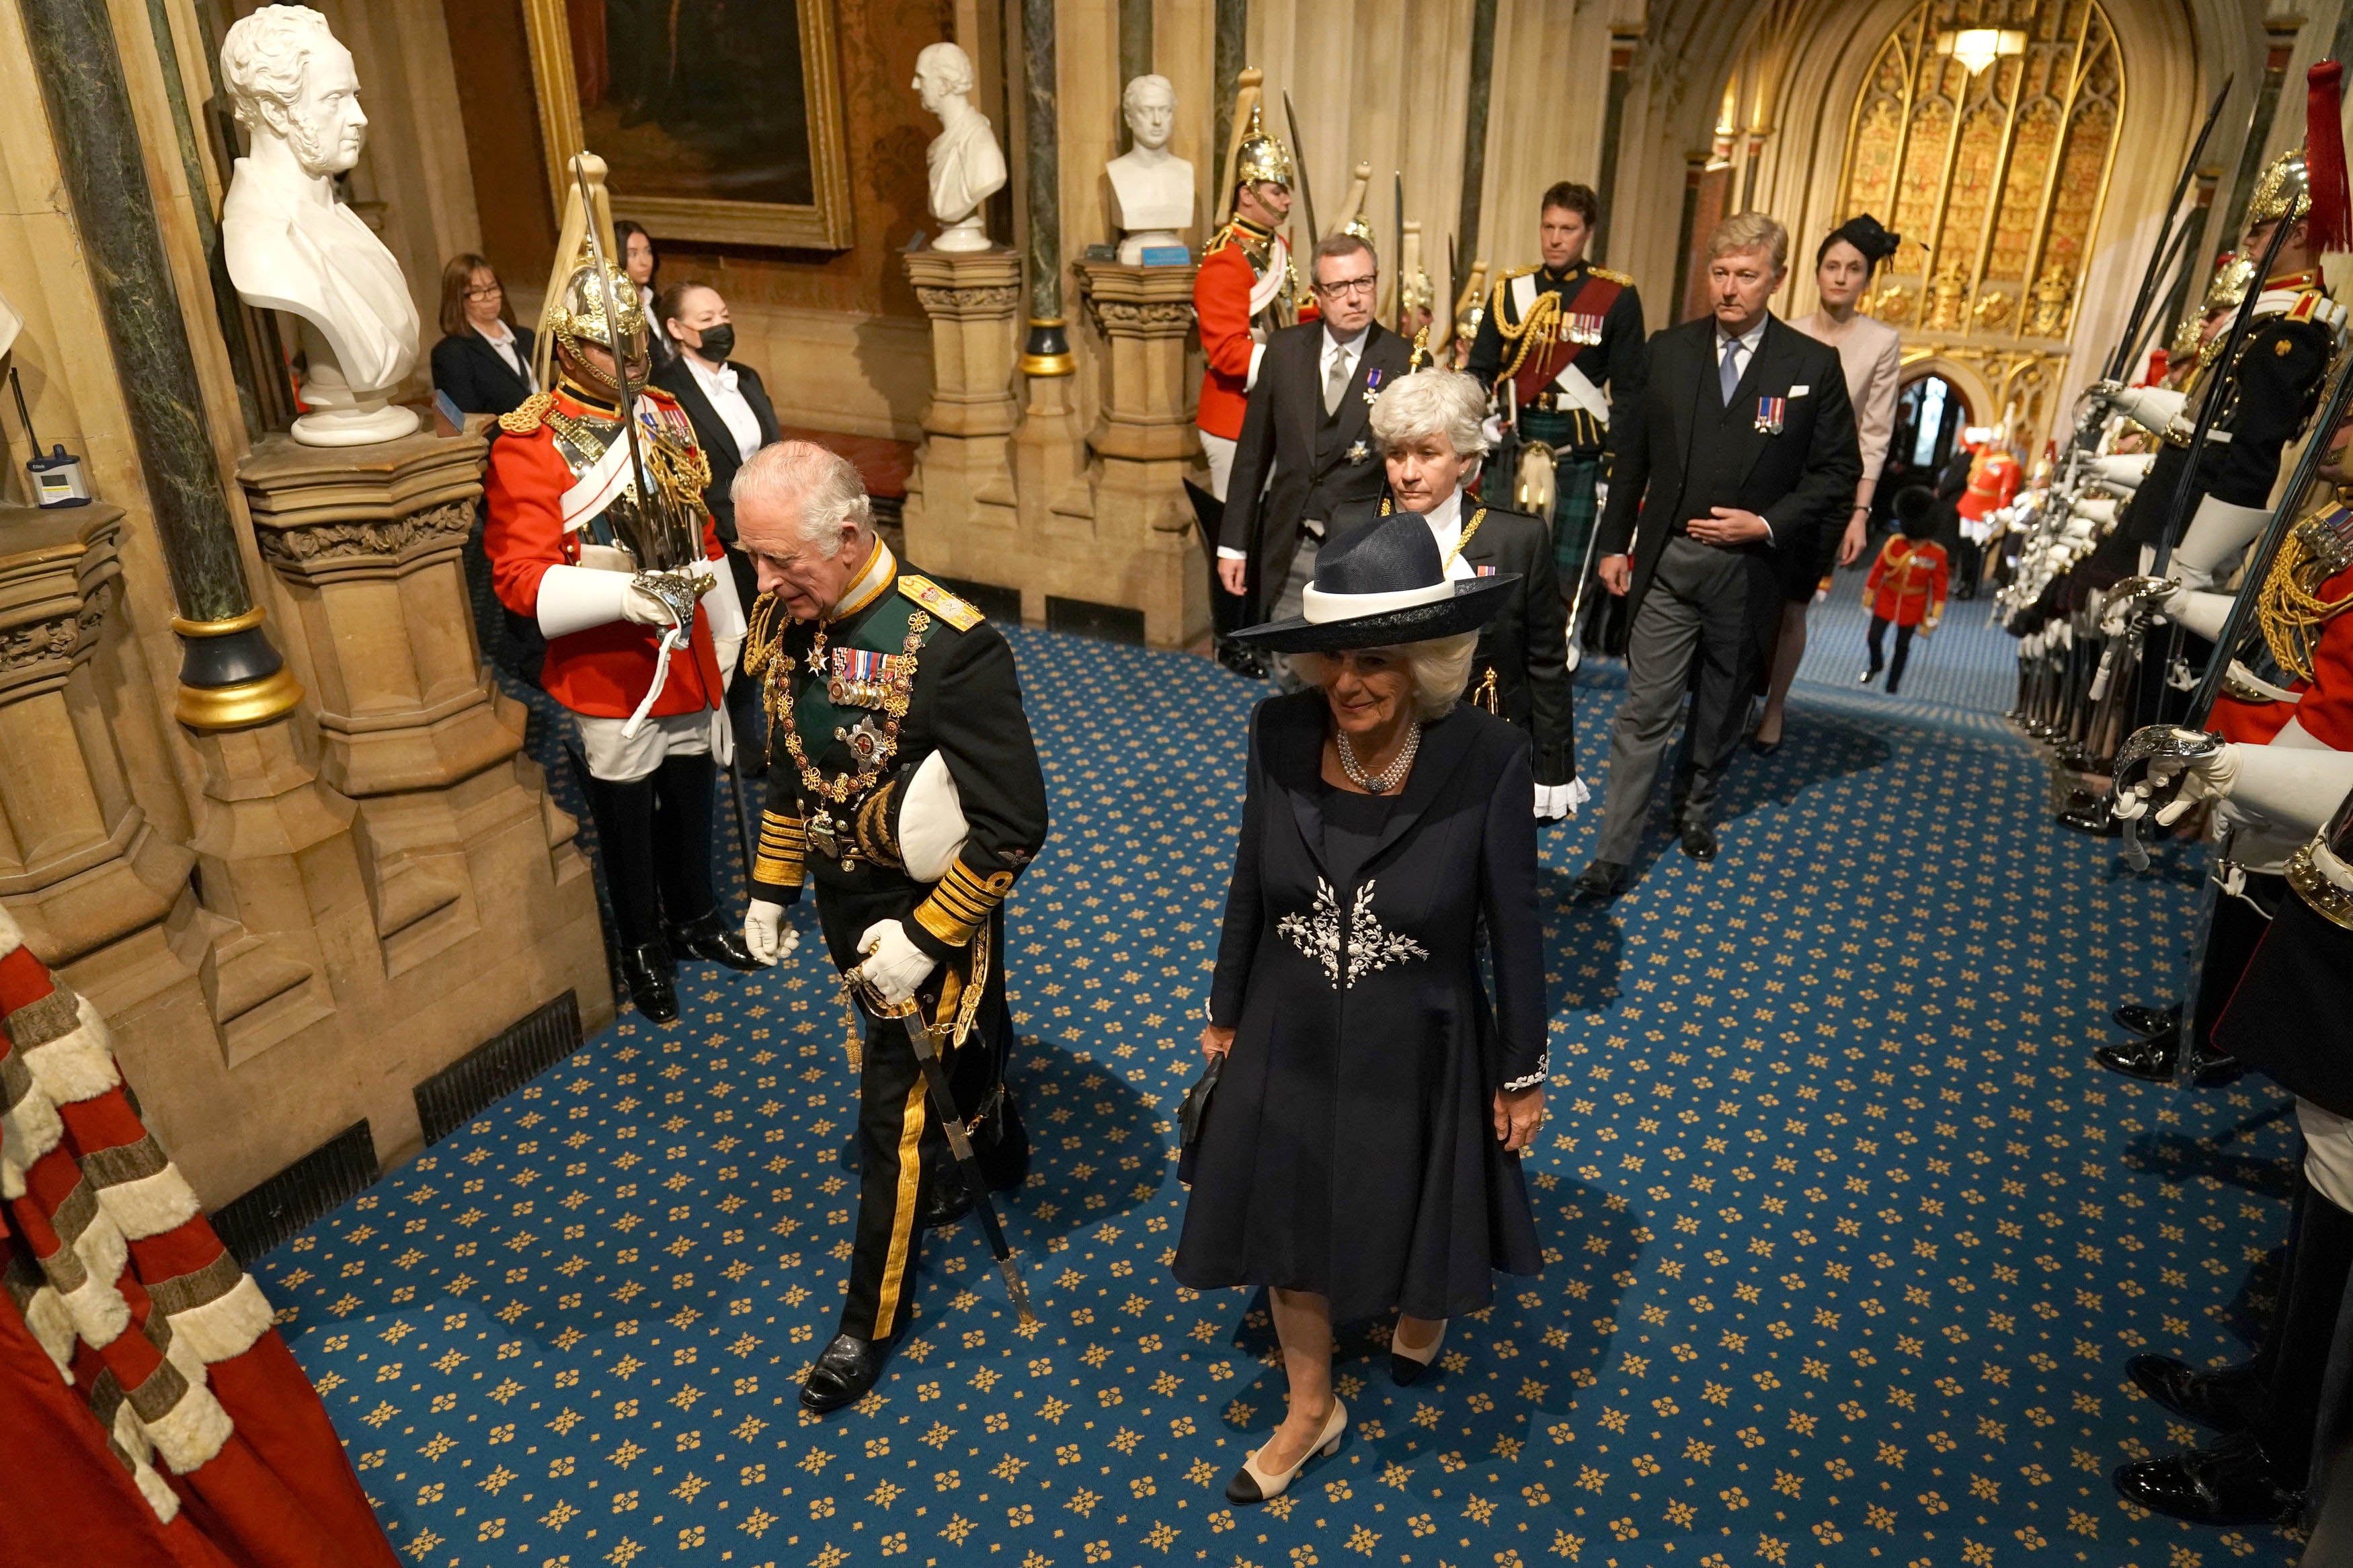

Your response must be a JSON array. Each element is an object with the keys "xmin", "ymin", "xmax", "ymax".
[
  {"xmin": 0, "ymin": 504, "xmax": 194, "ymax": 963},
  {"xmin": 1070, "ymin": 260, "xmax": 1209, "ymax": 648},
  {"xmin": 900, "ymin": 247, "xmax": 1022, "ymax": 572}
]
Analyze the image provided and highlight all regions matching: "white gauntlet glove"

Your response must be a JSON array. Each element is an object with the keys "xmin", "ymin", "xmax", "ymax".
[
  {"xmin": 2113, "ymin": 740, "xmax": 2238, "ymax": 827},
  {"xmin": 1533, "ymin": 779, "xmax": 1590, "ymax": 821},
  {"xmin": 852, "ymin": 919, "xmax": 938, "ymax": 1005},
  {"xmin": 743, "ymin": 900, "xmax": 799, "ymax": 966}
]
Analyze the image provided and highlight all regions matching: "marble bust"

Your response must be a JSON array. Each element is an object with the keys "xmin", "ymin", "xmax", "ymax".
[
  {"xmin": 219, "ymin": 5, "xmax": 420, "ymax": 446},
  {"xmin": 913, "ymin": 42, "xmax": 1007, "ymax": 253},
  {"xmin": 1107, "ymin": 75, "xmax": 1193, "ymax": 263}
]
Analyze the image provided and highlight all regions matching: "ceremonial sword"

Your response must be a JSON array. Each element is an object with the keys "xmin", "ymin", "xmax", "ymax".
[
  {"xmin": 1282, "ymin": 91, "xmax": 1319, "ymax": 243},
  {"xmin": 2105, "ymin": 77, "xmax": 2235, "ymax": 385},
  {"xmin": 844, "ymin": 975, "xmax": 1038, "ymax": 1326}
]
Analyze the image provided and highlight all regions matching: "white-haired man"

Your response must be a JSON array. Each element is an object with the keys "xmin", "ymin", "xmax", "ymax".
[
  {"xmin": 1322, "ymin": 368, "xmax": 1582, "ymax": 819},
  {"xmin": 1576, "ymin": 212, "xmax": 1860, "ymax": 897},
  {"xmin": 733, "ymin": 440, "xmax": 1047, "ymax": 1413}
]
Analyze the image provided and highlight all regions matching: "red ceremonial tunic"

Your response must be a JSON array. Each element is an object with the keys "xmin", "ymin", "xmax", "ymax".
[
  {"xmin": 483, "ymin": 383, "xmax": 728, "ymax": 720},
  {"xmin": 1193, "ymin": 218, "xmax": 1306, "ymax": 441},
  {"xmin": 1865, "ymin": 536, "xmax": 1949, "ymax": 627},
  {"xmin": 2288, "ymin": 560, "xmax": 2353, "ymax": 750},
  {"xmin": 1957, "ymin": 448, "xmax": 2020, "ymax": 522}
]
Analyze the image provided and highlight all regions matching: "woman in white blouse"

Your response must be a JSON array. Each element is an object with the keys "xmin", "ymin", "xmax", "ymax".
[{"xmin": 1755, "ymin": 215, "xmax": 1903, "ymax": 752}]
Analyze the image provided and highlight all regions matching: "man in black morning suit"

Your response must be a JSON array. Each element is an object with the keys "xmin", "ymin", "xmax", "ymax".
[
  {"xmin": 1575, "ymin": 213, "xmax": 1860, "ymax": 897},
  {"xmin": 1218, "ymin": 233, "xmax": 1414, "ymax": 685}
]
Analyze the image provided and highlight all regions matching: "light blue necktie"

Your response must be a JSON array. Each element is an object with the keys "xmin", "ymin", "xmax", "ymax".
[{"xmin": 1719, "ymin": 337, "xmax": 1742, "ymax": 407}]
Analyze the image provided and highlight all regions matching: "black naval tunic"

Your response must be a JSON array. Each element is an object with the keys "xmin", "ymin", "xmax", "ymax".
[
  {"xmin": 748, "ymin": 541, "xmax": 1048, "ymax": 1343},
  {"xmin": 1463, "ymin": 259, "xmax": 1648, "ymax": 436},
  {"xmin": 2124, "ymin": 273, "xmax": 2338, "ymax": 550}
]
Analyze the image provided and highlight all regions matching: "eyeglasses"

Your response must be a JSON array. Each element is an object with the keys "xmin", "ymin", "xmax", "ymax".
[
  {"xmin": 463, "ymin": 284, "xmax": 504, "ymax": 300},
  {"xmin": 1315, "ymin": 274, "xmax": 1379, "ymax": 298}
]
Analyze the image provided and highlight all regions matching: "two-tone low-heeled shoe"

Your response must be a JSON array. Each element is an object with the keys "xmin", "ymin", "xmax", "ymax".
[
  {"xmin": 1390, "ymin": 1319, "xmax": 1447, "ymax": 1386},
  {"xmin": 1225, "ymin": 1398, "xmax": 1347, "ymax": 1505}
]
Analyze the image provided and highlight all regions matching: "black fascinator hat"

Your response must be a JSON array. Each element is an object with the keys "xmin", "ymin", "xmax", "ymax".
[
  {"xmin": 1821, "ymin": 213, "xmax": 1902, "ymax": 270},
  {"xmin": 1230, "ymin": 512, "xmax": 1517, "ymax": 653}
]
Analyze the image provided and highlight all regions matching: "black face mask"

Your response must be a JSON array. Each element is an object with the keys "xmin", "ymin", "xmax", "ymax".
[{"xmin": 692, "ymin": 324, "xmax": 736, "ymax": 364}]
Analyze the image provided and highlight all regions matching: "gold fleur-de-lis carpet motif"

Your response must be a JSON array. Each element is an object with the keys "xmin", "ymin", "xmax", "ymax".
[{"xmin": 257, "ymin": 615, "xmax": 2305, "ymax": 1567}]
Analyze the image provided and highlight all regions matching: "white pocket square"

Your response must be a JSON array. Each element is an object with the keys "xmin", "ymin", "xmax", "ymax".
[{"xmin": 1788, "ymin": 384, "xmax": 1811, "ymax": 398}]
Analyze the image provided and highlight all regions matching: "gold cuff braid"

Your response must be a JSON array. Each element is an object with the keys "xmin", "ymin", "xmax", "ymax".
[
  {"xmin": 754, "ymin": 811, "xmax": 807, "ymax": 890},
  {"xmin": 911, "ymin": 856, "xmax": 1019, "ymax": 949}
]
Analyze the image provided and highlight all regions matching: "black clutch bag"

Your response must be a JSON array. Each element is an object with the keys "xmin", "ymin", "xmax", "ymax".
[{"xmin": 1176, "ymin": 1053, "xmax": 1224, "ymax": 1184}]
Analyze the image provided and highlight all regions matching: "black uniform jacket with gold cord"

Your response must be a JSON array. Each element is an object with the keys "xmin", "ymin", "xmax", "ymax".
[
  {"xmin": 748, "ymin": 541, "xmax": 1049, "ymax": 983},
  {"xmin": 2126, "ymin": 275, "xmax": 2343, "ymax": 548}
]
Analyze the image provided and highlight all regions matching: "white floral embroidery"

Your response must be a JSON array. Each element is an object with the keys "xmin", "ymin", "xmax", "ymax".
[
  {"xmin": 1344, "ymin": 881, "xmax": 1428, "ymax": 985},
  {"xmin": 1279, "ymin": 878, "xmax": 1427, "ymax": 989},
  {"xmin": 1277, "ymin": 879, "xmax": 1345, "ymax": 984},
  {"xmin": 1501, "ymin": 1055, "xmax": 1550, "ymax": 1093}
]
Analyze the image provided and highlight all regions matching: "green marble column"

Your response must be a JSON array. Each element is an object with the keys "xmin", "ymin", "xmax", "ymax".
[
  {"xmin": 1018, "ymin": 0, "xmax": 1073, "ymax": 375},
  {"xmin": 1213, "ymin": 0, "xmax": 1248, "ymax": 198},
  {"xmin": 21, "ymin": 0, "xmax": 298, "ymax": 727},
  {"xmin": 1452, "ymin": 0, "xmax": 1499, "ymax": 278},
  {"xmin": 1593, "ymin": 30, "xmax": 1640, "ymax": 265},
  {"xmin": 1119, "ymin": 0, "xmax": 1152, "ymax": 91}
]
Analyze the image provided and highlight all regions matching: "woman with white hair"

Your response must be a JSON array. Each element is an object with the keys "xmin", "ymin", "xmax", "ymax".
[
  {"xmin": 1330, "ymin": 368, "xmax": 1582, "ymax": 818},
  {"xmin": 1174, "ymin": 513, "xmax": 1548, "ymax": 1504}
]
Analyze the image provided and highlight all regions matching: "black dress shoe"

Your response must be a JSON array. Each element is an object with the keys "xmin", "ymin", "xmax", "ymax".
[
  {"xmin": 2094, "ymin": 1026, "xmax": 2243, "ymax": 1085},
  {"xmin": 1570, "ymin": 860, "xmax": 1626, "ymax": 902},
  {"xmin": 2112, "ymin": 1002, "xmax": 2180, "ymax": 1038},
  {"xmin": 801, "ymin": 1333, "xmax": 888, "ymax": 1413},
  {"xmin": 2112, "ymin": 1432, "xmax": 2299, "ymax": 1525},
  {"xmin": 2126, "ymin": 1354, "xmax": 2261, "ymax": 1433},
  {"xmin": 619, "ymin": 943, "xmax": 678, "ymax": 1024},
  {"xmin": 666, "ymin": 910, "xmax": 763, "ymax": 973},
  {"xmin": 1679, "ymin": 821, "xmax": 1718, "ymax": 862}
]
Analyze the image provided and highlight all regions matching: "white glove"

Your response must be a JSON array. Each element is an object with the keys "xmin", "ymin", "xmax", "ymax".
[
  {"xmin": 621, "ymin": 583, "xmax": 674, "ymax": 626},
  {"xmin": 852, "ymin": 919, "xmax": 937, "ymax": 1005},
  {"xmin": 2113, "ymin": 738, "xmax": 2237, "ymax": 826},
  {"xmin": 743, "ymin": 900, "xmax": 799, "ymax": 966},
  {"xmin": 1533, "ymin": 778, "xmax": 1590, "ymax": 821}
]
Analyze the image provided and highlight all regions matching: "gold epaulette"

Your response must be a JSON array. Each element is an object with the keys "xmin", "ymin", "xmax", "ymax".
[
  {"xmin": 1590, "ymin": 266, "xmax": 1633, "ymax": 286},
  {"xmin": 898, "ymin": 574, "xmax": 983, "ymax": 631},
  {"xmin": 497, "ymin": 391, "xmax": 555, "ymax": 435}
]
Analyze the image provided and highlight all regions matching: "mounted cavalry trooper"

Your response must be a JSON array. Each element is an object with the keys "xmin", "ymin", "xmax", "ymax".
[
  {"xmin": 1465, "ymin": 180, "xmax": 1647, "ymax": 633},
  {"xmin": 733, "ymin": 440, "xmax": 1047, "ymax": 1415},
  {"xmin": 483, "ymin": 166, "xmax": 759, "ymax": 1026}
]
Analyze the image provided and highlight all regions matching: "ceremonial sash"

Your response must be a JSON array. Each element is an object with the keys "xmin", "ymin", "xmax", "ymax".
[
  {"xmin": 1247, "ymin": 235, "xmax": 1290, "ymax": 317},
  {"xmin": 1507, "ymin": 270, "xmax": 1625, "ymax": 410}
]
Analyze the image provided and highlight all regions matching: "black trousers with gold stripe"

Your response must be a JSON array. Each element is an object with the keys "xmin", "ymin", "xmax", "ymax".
[{"xmin": 839, "ymin": 983, "xmax": 1014, "ymax": 1342}]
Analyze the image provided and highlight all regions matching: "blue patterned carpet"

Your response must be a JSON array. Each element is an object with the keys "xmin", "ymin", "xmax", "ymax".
[
  {"xmin": 255, "ymin": 609, "xmax": 2310, "ymax": 1568},
  {"xmin": 1794, "ymin": 561, "xmax": 2016, "ymax": 723}
]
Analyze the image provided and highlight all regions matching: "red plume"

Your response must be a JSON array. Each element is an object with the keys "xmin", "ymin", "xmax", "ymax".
[{"xmin": 2306, "ymin": 60, "xmax": 2352, "ymax": 254}]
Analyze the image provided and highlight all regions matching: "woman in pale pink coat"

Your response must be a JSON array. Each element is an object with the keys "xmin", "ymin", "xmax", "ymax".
[{"xmin": 1755, "ymin": 215, "xmax": 1904, "ymax": 751}]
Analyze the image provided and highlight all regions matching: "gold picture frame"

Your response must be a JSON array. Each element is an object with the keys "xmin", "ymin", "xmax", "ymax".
[{"xmin": 521, "ymin": 0, "xmax": 854, "ymax": 250}]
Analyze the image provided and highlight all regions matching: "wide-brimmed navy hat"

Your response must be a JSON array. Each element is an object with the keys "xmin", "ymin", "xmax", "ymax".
[{"xmin": 1231, "ymin": 511, "xmax": 1518, "ymax": 653}]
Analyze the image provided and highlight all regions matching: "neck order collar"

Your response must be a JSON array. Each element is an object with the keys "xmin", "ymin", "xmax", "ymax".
[{"xmin": 828, "ymin": 535, "xmax": 895, "ymax": 623}]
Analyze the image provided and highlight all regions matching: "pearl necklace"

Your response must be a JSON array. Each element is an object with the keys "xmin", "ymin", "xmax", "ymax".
[{"xmin": 1335, "ymin": 721, "xmax": 1421, "ymax": 794}]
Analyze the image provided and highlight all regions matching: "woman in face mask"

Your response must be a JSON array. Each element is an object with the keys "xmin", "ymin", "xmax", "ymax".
[{"xmin": 653, "ymin": 281, "xmax": 782, "ymax": 774}]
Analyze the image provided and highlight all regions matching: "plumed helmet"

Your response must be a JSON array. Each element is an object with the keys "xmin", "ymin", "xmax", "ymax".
[
  {"xmin": 2247, "ymin": 146, "xmax": 2311, "ymax": 231},
  {"xmin": 1232, "ymin": 101, "xmax": 1293, "ymax": 190},
  {"xmin": 543, "ymin": 249, "xmax": 648, "ymax": 391},
  {"xmin": 2203, "ymin": 251, "xmax": 2256, "ymax": 312}
]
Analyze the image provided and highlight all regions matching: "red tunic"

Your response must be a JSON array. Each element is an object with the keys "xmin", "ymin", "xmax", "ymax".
[
  {"xmin": 1193, "ymin": 219, "xmax": 1300, "ymax": 441},
  {"xmin": 483, "ymin": 384, "xmax": 728, "ymax": 720},
  {"xmin": 1957, "ymin": 448, "xmax": 2020, "ymax": 522},
  {"xmin": 2288, "ymin": 561, "xmax": 2353, "ymax": 750},
  {"xmin": 1865, "ymin": 537, "xmax": 1949, "ymax": 627}
]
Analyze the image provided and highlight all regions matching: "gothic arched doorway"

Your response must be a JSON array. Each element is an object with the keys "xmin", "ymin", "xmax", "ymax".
[{"xmin": 1874, "ymin": 370, "xmax": 1975, "ymax": 532}]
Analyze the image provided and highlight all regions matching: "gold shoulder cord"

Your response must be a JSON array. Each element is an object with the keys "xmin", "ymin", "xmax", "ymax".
[
  {"xmin": 2257, "ymin": 511, "xmax": 2353, "ymax": 682},
  {"xmin": 1492, "ymin": 289, "xmax": 1563, "ymax": 384}
]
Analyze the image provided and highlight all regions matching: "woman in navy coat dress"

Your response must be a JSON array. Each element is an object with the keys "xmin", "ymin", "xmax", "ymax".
[{"xmin": 1175, "ymin": 513, "xmax": 1549, "ymax": 1505}]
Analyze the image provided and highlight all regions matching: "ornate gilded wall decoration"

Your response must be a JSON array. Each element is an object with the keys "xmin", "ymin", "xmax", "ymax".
[{"xmin": 1832, "ymin": 0, "xmax": 2123, "ymax": 447}]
